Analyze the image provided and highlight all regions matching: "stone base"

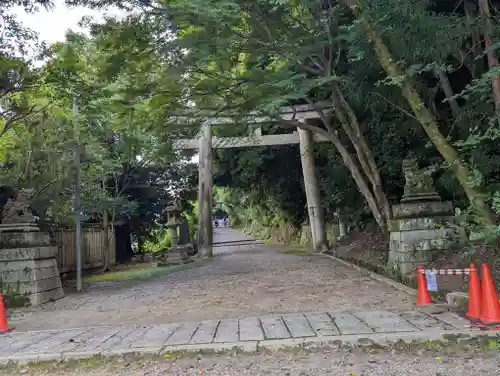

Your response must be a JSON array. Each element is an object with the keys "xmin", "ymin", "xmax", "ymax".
[
  {"xmin": 400, "ymin": 193, "xmax": 442, "ymax": 203},
  {"xmin": 446, "ymin": 292, "xmax": 469, "ymax": 309},
  {"xmin": 27, "ymin": 287, "xmax": 65, "ymax": 306},
  {"xmin": 142, "ymin": 253, "xmax": 155, "ymax": 262},
  {"xmin": 156, "ymin": 245, "xmax": 192, "ymax": 265},
  {"xmin": 392, "ymin": 201, "xmax": 454, "ymax": 219},
  {"xmin": 0, "ymin": 232, "xmax": 51, "ymax": 249},
  {"xmin": 0, "ymin": 245, "xmax": 58, "ymax": 261},
  {"xmin": 0, "ymin": 223, "xmax": 40, "ymax": 232},
  {"xmin": 0, "ymin": 241, "xmax": 64, "ymax": 307},
  {"xmin": 388, "ymin": 202, "xmax": 465, "ymax": 275}
]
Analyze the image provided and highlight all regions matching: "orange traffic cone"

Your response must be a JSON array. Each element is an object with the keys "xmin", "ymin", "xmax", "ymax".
[
  {"xmin": 466, "ymin": 263, "xmax": 482, "ymax": 319},
  {"xmin": 417, "ymin": 265, "xmax": 433, "ymax": 306},
  {"xmin": 479, "ymin": 264, "xmax": 500, "ymax": 324},
  {"xmin": 0, "ymin": 292, "xmax": 9, "ymax": 332}
]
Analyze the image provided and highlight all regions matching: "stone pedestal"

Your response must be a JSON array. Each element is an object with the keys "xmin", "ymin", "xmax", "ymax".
[
  {"xmin": 0, "ymin": 231, "xmax": 64, "ymax": 307},
  {"xmin": 388, "ymin": 200, "xmax": 464, "ymax": 275},
  {"xmin": 169, "ymin": 245, "xmax": 191, "ymax": 264},
  {"xmin": 156, "ymin": 245, "xmax": 192, "ymax": 266},
  {"xmin": 0, "ymin": 223, "xmax": 40, "ymax": 232}
]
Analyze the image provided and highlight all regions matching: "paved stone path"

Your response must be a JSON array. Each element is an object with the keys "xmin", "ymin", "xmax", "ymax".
[
  {"xmin": 9, "ymin": 228, "xmax": 416, "ymax": 331},
  {"xmin": 0, "ymin": 307, "xmax": 478, "ymax": 364},
  {"xmin": 4, "ymin": 228, "xmax": 486, "ymax": 365},
  {"xmin": 212, "ymin": 227, "xmax": 261, "ymax": 247}
]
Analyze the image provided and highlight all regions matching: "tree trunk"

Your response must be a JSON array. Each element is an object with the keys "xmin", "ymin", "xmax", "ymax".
[
  {"xmin": 101, "ymin": 173, "xmax": 112, "ymax": 272},
  {"xmin": 101, "ymin": 209, "xmax": 111, "ymax": 272},
  {"xmin": 436, "ymin": 68, "xmax": 461, "ymax": 118},
  {"xmin": 281, "ymin": 118, "xmax": 388, "ymax": 236},
  {"xmin": 330, "ymin": 86, "xmax": 391, "ymax": 223},
  {"xmin": 355, "ymin": 7, "xmax": 495, "ymax": 227},
  {"xmin": 464, "ymin": 0, "xmax": 483, "ymax": 78},
  {"xmin": 331, "ymin": 137, "xmax": 388, "ymax": 237},
  {"xmin": 478, "ymin": 0, "xmax": 500, "ymax": 127}
]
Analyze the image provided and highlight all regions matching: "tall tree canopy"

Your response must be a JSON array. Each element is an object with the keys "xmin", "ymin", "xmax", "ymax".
[{"xmin": 2, "ymin": 0, "xmax": 500, "ymax": 254}]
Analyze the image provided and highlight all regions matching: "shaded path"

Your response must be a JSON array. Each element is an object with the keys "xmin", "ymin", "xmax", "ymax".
[
  {"xmin": 213, "ymin": 226, "xmax": 258, "ymax": 244},
  {"xmin": 8, "ymin": 228, "xmax": 414, "ymax": 331}
]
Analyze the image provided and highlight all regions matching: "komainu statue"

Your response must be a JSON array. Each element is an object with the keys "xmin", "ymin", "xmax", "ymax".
[
  {"xmin": 1, "ymin": 188, "xmax": 37, "ymax": 224},
  {"xmin": 401, "ymin": 158, "xmax": 440, "ymax": 202}
]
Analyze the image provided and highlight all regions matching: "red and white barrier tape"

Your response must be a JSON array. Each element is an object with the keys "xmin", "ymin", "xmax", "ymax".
[{"xmin": 418, "ymin": 268, "xmax": 474, "ymax": 275}]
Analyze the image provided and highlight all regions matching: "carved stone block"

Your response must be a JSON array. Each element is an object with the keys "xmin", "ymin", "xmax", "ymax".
[
  {"xmin": 392, "ymin": 201, "xmax": 454, "ymax": 219},
  {"xmin": 0, "ymin": 232, "xmax": 51, "ymax": 248},
  {"xmin": 0, "ymin": 232, "xmax": 64, "ymax": 306}
]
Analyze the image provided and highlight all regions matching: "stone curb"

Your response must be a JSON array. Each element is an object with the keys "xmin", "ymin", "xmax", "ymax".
[
  {"xmin": 1, "ymin": 329, "xmax": 498, "ymax": 366},
  {"xmin": 316, "ymin": 253, "xmax": 418, "ymax": 296},
  {"xmin": 257, "ymin": 329, "xmax": 492, "ymax": 351},
  {"xmin": 161, "ymin": 341, "xmax": 259, "ymax": 354}
]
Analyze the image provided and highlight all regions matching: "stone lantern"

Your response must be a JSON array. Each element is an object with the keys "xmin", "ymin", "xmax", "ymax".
[
  {"xmin": 165, "ymin": 205, "xmax": 181, "ymax": 246},
  {"xmin": 162, "ymin": 205, "xmax": 192, "ymax": 264}
]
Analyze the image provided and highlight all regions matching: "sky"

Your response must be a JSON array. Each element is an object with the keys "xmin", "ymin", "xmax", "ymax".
[{"xmin": 12, "ymin": 0, "xmax": 123, "ymax": 45}]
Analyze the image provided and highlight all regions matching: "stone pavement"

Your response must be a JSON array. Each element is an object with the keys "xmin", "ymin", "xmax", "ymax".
[
  {"xmin": 0, "ymin": 308, "xmax": 481, "ymax": 364},
  {"xmin": 213, "ymin": 227, "xmax": 260, "ymax": 244},
  {"xmin": 10, "ymin": 228, "xmax": 418, "ymax": 332}
]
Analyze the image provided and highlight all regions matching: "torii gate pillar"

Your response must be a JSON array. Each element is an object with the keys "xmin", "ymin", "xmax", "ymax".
[
  {"xmin": 198, "ymin": 121, "xmax": 213, "ymax": 257},
  {"xmin": 298, "ymin": 127, "xmax": 328, "ymax": 251}
]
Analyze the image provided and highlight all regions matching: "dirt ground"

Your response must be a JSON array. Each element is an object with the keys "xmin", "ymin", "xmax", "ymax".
[
  {"xmin": 3, "ymin": 344, "xmax": 499, "ymax": 376},
  {"xmin": 336, "ymin": 228, "xmax": 500, "ymax": 292},
  {"xmin": 8, "ymin": 236, "xmax": 414, "ymax": 331}
]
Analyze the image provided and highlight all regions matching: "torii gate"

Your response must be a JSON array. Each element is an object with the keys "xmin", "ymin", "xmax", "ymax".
[{"xmin": 173, "ymin": 103, "xmax": 331, "ymax": 257}]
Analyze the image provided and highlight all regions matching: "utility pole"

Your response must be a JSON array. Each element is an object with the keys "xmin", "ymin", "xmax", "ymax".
[{"xmin": 73, "ymin": 96, "xmax": 82, "ymax": 292}]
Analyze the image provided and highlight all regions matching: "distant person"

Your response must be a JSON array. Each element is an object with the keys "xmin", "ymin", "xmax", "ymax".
[{"xmin": 224, "ymin": 217, "xmax": 229, "ymax": 227}]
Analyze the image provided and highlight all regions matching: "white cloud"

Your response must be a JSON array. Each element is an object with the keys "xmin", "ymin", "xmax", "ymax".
[{"xmin": 11, "ymin": 0, "xmax": 126, "ymax": 44}]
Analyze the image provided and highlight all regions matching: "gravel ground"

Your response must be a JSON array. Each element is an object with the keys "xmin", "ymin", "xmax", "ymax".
[
  {"xmin": 3, "ymin": 346, "xmax": 499, "ymax": 376},
  {"xmin": 9, "ymin": 230, "xmax": 414, "ymax": 331}
]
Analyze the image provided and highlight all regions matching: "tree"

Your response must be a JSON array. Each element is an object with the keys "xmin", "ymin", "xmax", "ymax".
[
  {"xmin": 0, "ymin": 4, "xmax": 198, "ymax": 266},
  {"xmin": 7, "ymin": 0, "xmax": 500, "ymax": 254},
  {"xmin": 0, "ymin": 1, "xmax": 54, "ymax": 137},
  {"xmin": 44, "ymin": 28, "xmax": 193, "ymax": 262},
  {"xmin": 348, "ymin": 0, "xmax": 496, "ymax": 228},
  {"xmin": 158, "ymin": 0, "xmax": 394, "ymax": 234}
]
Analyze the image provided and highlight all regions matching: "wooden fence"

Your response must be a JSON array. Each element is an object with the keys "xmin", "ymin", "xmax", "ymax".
[{"xmin": 52, "ymin": 227, "xmax": 116, "ymax": 274}]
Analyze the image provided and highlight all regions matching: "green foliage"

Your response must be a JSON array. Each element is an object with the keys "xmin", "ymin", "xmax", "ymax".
[
  {"xmin": 142, "ymin": 200, "xmax": 198, "ymax": 253},
  {"xmin": 214, "ymin": 186, "xmax": 298, "ymax": 240},
  {"xmin": 144, "ymin": 227, "xmax": 173, "ymax": 253},
  {"xmin": 85, "ymin": 262, "xmax": 202, "ymax": 284},
  {"xmin": 5, "ymin": 0, "xmax": 500, "ymax": 250},
  {"xmin": 0, "ymin": 2, "xmax": 200, "ymax": 259},
  {"xmin": 183, "ymin": 201, "xmax": 199, "ymax": 241}
]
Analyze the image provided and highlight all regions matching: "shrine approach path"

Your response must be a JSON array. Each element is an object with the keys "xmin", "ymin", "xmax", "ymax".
[{"xmin": 8, "ymin": 227, "xmax": 414, "ymax": 331}]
